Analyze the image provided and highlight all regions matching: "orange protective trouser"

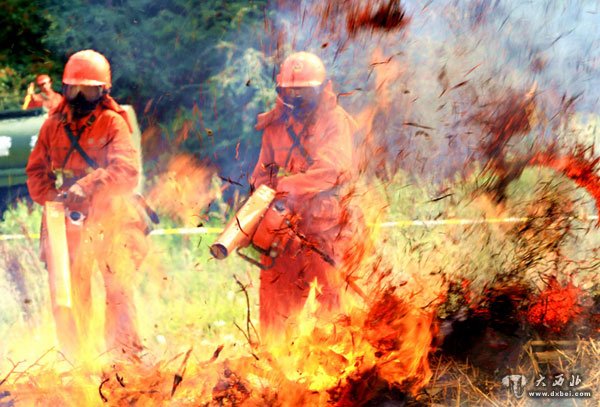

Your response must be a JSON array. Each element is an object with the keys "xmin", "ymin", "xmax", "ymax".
[
  {"xmin": 259, "ymin": 246, "xmax": 342, "ymax": 337},
  {"xmin": 42, "ymin": 213, "xmax": 147, "ymax": 359},
  {"xmin": 258, "ymin": 205, "xmax": 368, "ymax": 340}
]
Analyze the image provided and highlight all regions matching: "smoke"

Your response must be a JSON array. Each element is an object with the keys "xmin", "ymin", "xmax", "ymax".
[
  {"xmin": 40, "ymin": 1, "xmax": 600, "ymax": 211},
  {"xmin": 266, "ymin": 0, "xmax": 600, "ymax": 183}
]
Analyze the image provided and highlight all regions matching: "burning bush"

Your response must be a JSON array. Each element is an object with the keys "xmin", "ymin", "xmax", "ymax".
[{"xmin": 527, "ymin": 277, "xmax": 584, "ymax": 335}]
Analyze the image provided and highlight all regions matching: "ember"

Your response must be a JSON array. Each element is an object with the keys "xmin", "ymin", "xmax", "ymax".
[
  {"xmin": 364, "ymin": 288, "xmax": 410, "ymax": 352},
  {"xmin": 211, "ymin": 366, "xmax": 251, "ymax": 405},
  {"xmin": 530, "ymin": 148, "xmax": 600, "ymax": 219},
  {"xmin": 527, "ymin": 277, "xmax": 584, "ymax": 334}
]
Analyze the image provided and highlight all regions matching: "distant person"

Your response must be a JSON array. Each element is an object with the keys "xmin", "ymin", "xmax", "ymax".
[
  {"xmin": 26, "ymin": 50, "xmax": 148, "ymax": 360},
  {"xmin": 22, "ymin": 74, "xmax": 63, "ymax": 111}
]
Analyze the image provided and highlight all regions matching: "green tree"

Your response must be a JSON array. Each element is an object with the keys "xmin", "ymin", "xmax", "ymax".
[
  {"xmin": 43, "ymin": 0, "xmax": 268, "ymax": 120},
  {"xmin": 42, "ymin": 0, "xmax": 273, "ymax": 188},
  {"xmin": 2, "ymin": 0, "xmax": 275, "ymax": 196},
  {"xmin": 0, "ymin": 0, "xmax": 58, "ymax": 109},
  {"xmin": 176, "ymin": 47, "xmax": 276, "ymax": 185}
]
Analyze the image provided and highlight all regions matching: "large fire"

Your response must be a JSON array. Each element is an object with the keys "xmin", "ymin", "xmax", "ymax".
[{"xmin": 2, "ymin": 0, "xmax": 600, "ymax": 405}]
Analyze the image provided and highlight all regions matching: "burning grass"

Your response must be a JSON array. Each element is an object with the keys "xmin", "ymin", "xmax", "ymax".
[
  {"xmin": 0, "ymin": 0, "xmax": 598, "ymax": 404},
  {"xmin": 0, "ymin": 164, "xmax": 598, "ymax": 405}
]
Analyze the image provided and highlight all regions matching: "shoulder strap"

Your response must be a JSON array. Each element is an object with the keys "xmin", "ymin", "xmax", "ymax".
[
  {"xmin": 61, "ymin": 115, "xmax": 99, "ymax": 170},
  {"xmin": 284, "ymin": 125, "xmax": 315, "ymax": 168}
]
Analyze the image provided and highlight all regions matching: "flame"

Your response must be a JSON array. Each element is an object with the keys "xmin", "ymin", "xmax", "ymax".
[
  {"xmin": 146, "ymin": 154, "xmax": 216, "ymax": 226},
  {"xmin": 256, "ymin": 187, "xmax": 439, "ymax": 400},
  {"xmin": 355, "ymin": 47, "xmax": 412, "ymax": 176},
  {"xmin": 5, "ymin": 1, "xmax": 600, "ymax": 405},
  {"xmin": 1, "ymin": 195, "xmax": 157, "ymax": 404},
  {"xmin": 240, "ymin": 283, "xmax": 435, "ymax": 403}
]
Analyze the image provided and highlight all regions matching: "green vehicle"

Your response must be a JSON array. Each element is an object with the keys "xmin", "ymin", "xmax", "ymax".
[{"xmin": 0, "ymin": 106, "xmax": 142, "ymax": 212}]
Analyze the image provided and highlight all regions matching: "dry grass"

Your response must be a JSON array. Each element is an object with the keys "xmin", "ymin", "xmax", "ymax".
[
  {"xmin": 1, "ymin": 167, "xmax": 599, "ymax": 405},
  {"xmin": 420, "ymin": 339, "xmax": 599, "ymax": 406}
]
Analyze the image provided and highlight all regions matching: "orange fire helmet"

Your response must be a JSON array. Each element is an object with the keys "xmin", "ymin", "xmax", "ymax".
[
  {"xmin": 277, "ymin": 52, "xmax": 326, "ymax": 88},
  {"xmin": 36, "ymin": 74, "xmax": 51, "ymax": 85},
  {"xmin": 62, "ymin": 49, "xmax": 111, "ymax": 87}
]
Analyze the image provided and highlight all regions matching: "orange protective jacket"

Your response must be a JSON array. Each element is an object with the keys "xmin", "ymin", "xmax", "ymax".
[
  {"xmin": 24, "ymin": 90, "xmax": 63, "ymax": 111},
  {"xmin": 251, "ymin": 81, "xmax": 357, "ymax": 238},
  {"xmin": 252, "ymin": 82, "xmax": 359, "ymax": 333},
  {"xmin": 26, "ymin": 96, "xmax": 139, "ymax": 206},
  {"xmin": 26, "ymin": 96, "xmax": 146, "ymax": 357}
]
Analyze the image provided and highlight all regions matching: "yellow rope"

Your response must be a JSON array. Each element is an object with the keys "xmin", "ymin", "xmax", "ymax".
[{"xmin": 1, "ymin": 215, "xmax": 596, "ymax": 241}]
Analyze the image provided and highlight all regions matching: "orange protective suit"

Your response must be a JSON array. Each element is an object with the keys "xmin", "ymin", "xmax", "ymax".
[
  {"xmin": 251, "ymin": 81, "xmax": 359, "ymax": 335},
  {"xmin": 26, "ymin": 96, "xmax": 147, "ymax": 358},
  {"xmin": 23, "ymin": 89, "xmax": 63, "ymax": 111}
]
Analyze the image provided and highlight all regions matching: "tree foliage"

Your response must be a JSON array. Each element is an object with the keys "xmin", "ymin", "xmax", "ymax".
[
  {"xmin": 0, "ymin": 0, "xmax": 53, "ymax": 70},
  {"xmin": 40, "ymin": 0, "xmax": 273, "ymax": 187},
  {"xmin": 178, "ymin": 48, "xmax": 276, "ymax": 184},
  {"xmin": 43, "ymin": 0, "xmax": 269, "ymax": 121},
  {"xmin": 1, "ymin": 0, "xmax": 275, "ymax": 191},
  {"xmin": 0, "ymin": 0, "xmax": 56, "ymax": 108}
]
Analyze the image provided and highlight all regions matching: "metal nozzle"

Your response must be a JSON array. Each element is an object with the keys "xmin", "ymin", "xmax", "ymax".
[
  {"xmin": 210, "ymin": 243, "xmax": 228, "ymax": 260},
  {"xmin": 69, "ymin": 211, "xmax": 83, "ymax": 221},
  {"xmin": 67, "ymin": 210, "xmax": 86, "ymax": 225},
  {"xmin": 209, "ymin": 184, "xmax": 276, "ymax": 261}
]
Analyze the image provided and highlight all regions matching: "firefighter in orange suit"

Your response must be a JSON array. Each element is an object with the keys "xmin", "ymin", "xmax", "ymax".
[
  {"xmin": 251, "ymin": 52, "xmax": 359, "ymax": 335},
  {"xmin": 23, "ymin": 74, "xmax": 63, "ymax": 111},
  {"xmin": 26, "ymin": 50, "xmax": 147, "ymax": 359}
]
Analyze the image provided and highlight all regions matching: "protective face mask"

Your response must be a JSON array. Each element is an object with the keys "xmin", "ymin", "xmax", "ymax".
[
  {"xmin": 279, "ymin": 86, "xmax": 322, "ymax": 121},
  {"xmin": 68, "ymin": 92, "xmax": 102, "ymax": 118},
  {"xmin": 285, "ymin": 95, "xmax": 319, "ymax": 120}
]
